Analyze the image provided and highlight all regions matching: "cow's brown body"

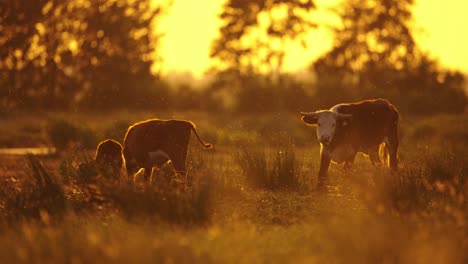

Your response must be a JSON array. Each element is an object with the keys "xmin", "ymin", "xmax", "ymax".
[
  {"xmin": 302, "ymin": 99, "xmax": 399, "ymax": 186},
  {"xmin": 95, "ymin": 139, "xmax": 123, "ymax": 178},
  {"xmin": 122, "ymin": 119, "xmax": 212, "ymax": 181}
]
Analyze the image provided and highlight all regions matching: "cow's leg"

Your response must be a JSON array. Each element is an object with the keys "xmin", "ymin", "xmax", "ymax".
[
  {"xmin": 171, "ymin": 152, "xmax": 188, "ymax": 188},
  {"xmin": 143, "ymin": 166, "xmax": 153, "ymax": 181},
  {"xmin": 124, "ymin": 158, "xmax": 139, "ymax": 182},
  {"xmin": 171, "ymin": 132, "xmax": 190, "ymax": 187},
  {"xmin": 318, "ymin": 150, "xmax": 331, "ymax": 188},
  {"xmin": 369, "ymin": 146, "xmax": 381, "ymax": 166},
  {"xmin": 344, "ymin": 152, "xmax": 357, "ymax": 169}
]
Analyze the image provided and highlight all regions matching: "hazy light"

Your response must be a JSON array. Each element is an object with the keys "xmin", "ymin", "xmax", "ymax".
[
  {"xmin": 158, "ymin": 0, "xmax": 468, "ymax": 78},
  {"xmin": 158, "ymin": 0, "xmax": 224, "ymax": 78}
]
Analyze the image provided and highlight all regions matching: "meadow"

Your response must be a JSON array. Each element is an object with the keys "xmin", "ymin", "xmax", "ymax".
[{"xmin": 0, "ymin": 110, "xmax": 466, "ymax": 263}]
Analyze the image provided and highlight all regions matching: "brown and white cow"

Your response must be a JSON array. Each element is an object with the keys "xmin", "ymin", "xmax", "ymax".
[
  {"xmin": 122, "ymin": 119, "xmax": 213, "ymax": 182},
  {"xmin": 301, "ymin": 99, "xmax": 399, "ymax": 186}
]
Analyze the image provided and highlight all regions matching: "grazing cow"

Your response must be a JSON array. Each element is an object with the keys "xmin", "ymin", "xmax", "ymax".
[
  {"xmin": 301, "ymin": 99, "xmax": 399, "ymax": 186},
  {"xmin": 95, "ymin": 139, "xmax": 123, "ymax": 179},
  {"xmin": 122, "ymin": 119, "xmax": 213, "ymax": 181}
]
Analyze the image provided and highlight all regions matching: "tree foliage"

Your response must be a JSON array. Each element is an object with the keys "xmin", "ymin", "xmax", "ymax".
[
  {"xmin": 209, "ymin": 0, "xmax": 316, "ymax": 112},
  {"xmin": 312, "ymin": 0, "xmax": 466, "ymax": 113},
  {"xmin": 211, "ymin": 0, "xmax": 316, "ymax": 76},
  {"xmin": 0, "ymin": 0, "xmax": 169, "ymax": 110},
  {"xmin": 315, "ymin": 0, "xmax": 418, "ymax": 76}
]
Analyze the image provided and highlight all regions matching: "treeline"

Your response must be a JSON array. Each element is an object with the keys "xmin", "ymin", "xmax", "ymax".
[
  {"xmin": 1, "ymin": 0, "xmax": 466, "ymax": 115},
  {"xmin": 209, "ymin": 0, "xmax": 466, "ymax": 115},
  {"xmin": 0, "ymin": 0, "xmax": 170, "ymax": 110}
]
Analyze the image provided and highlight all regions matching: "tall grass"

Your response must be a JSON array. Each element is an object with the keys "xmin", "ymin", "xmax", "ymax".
[
  {"xmin": 357, "ymin": 149, "xmax": 467, "ymax": 227},
  {"xmin": 236, "ymin": 142, "xmax": 303, "ymax": 190},
  {"xmin": 0, "ymin": 155, "xmax": 67, "ymax": 224},
  {"xmin": 103, "ymin": 178, "xmax": 213, "ymax": 225},
  {"xmin": 0, "ymin": 153, "xmax": 215, "ymax": 227},
  {"xmin": 0, "ymin": 112, "xmax": 467, "ymax": 263}
]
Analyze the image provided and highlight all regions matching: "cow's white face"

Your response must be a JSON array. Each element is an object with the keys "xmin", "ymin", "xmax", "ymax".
[{"xmin": 301, "ymin": 110, "xmax": 352, "ymax": 146}]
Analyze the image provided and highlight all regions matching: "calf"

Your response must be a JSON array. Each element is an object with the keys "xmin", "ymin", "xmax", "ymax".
[
  {"xmin": 95, "ymin": 139, "xmax": 123, "ymax": 179},
  {"xmin": 301, "ymin": 99, "xmax": 399, "ymax": 186},
  {"xmin": 122, "ymin": 119, "xmax": 213, "ymax": 182}
]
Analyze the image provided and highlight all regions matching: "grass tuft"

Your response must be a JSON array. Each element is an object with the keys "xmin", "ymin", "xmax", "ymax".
[{"xmin": 236, "ymin": 142, "xmax": 303, "ymax": 190}]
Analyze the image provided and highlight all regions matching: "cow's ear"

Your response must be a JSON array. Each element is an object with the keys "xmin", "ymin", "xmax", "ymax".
[
  {"xmin": 337, "ymin": 113, "xmax": 352, "ymax": 126},
  {"xmin": 301, "ymin": 112, "xmax": 318, "ymax": 126}
]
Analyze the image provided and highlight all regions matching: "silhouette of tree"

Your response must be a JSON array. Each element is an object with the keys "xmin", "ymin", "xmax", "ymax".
[
  {"xmin": 311, "ymin": 0, "xmax": 466, "ymax": 113},
  {"xmin": 211, "ymin": 0, "xmax": 316, "ymax": 76},
  {"xmin": 0, "ymin": 0, "xmax": 50, "ymax": 109},
  {"xmin": 76, "ymin": 0, "xmax": 169, "ymax": 109},
  {"xmin": 312, "ymin": 0, "xmax": 418, "ymax": 104},
  {"xmin": 0, "ymin": 0, "xmax": 169, "ymax": 110},
  {"xmin": 209, "ymin": 0, "xmax": 316, "ymax": 112}
]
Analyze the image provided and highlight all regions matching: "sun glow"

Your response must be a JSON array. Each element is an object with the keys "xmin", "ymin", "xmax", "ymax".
[
  {"xmin": 158, "ymin": 0, "xmax": 468, "ymax": 78},
  {"xmin": 158, "ymin": 0, "xmax": 224, "ymax": 78}
]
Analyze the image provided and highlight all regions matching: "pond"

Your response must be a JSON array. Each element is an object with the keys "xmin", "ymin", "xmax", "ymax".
[{"xmin": 0, "ymin": 147, "xmax": 56, "ymax": 156}]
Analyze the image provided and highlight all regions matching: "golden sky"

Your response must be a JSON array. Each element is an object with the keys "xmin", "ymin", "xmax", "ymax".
[{"xmin": 158, "ymin": 0, "xmax": 468, "ymax": 78}]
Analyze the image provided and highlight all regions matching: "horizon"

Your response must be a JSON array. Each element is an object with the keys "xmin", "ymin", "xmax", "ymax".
[{"xmin": 158, "ymin": 0, "xmax": 468, "ymax": 79}]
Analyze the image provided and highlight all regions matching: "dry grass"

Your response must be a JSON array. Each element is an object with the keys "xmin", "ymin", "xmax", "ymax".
[
  {"xmin": 0, "ymin": 111, "xmax": 466, "ymax": 263},
  {"xmin": 236, "ymin": 142, "xmax": 305, "ymax": 190}
]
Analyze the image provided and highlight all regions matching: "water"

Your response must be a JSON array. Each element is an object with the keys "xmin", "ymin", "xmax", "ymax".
[{"xmin": 0, "ymin": 147, "xmax": 56, "ymax": 155}]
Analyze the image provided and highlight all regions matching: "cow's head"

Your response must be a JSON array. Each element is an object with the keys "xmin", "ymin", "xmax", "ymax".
[{"xmin": 301, "ymin": 111, "xmax": 352, "ymax": 146}]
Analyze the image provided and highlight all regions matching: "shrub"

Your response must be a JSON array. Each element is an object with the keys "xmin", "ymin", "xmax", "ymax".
[
  {"xmin": 46, "ymin": 118, "xmax": 98, "ymax": 151},
  {"xmin": 46, "ymin": 119, "xmax": 78, "ymax": 150}
]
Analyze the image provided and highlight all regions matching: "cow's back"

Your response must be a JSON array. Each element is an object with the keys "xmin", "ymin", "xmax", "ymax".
[
  {"xmin": 123, "ymin": 119, "xmax": 192, "ymax": 159},
  {"xmin": 332, "ymin": 99, "xmax": 398, "ymax": 149}
]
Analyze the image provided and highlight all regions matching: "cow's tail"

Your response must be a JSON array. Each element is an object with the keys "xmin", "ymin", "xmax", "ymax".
[{"xmin": 189, "ymin": 122, "xmax": 213, "ymax": 149}]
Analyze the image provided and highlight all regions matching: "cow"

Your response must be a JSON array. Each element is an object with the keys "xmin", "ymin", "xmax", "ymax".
[
  {"xmin": 301, "ymin": 99, "xmax": 399, "ymax": 186},
  {"xmin": 122, "ymin": 119, "xmax": 213, "ymax": 182},
  {"xmin": 94, "ymin": 139, "xmax": 123, "ymax": 179}
]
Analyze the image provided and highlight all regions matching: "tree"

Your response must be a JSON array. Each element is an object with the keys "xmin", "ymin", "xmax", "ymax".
[
  {"xmin": 312, "ymin": 0, "xmax": 418, "ymax": 105},
  {"xmin": 76, "ymin": 0, "xmax": 169, "ymax": 109},
  {"xmin": 0, "ymin": 0, "xmax": 169, "ymax": 110},
  {"xmin": 0, "ymin": 0, "xmax": 50, "ymax": 109},
  {"xmin": 211, "ymin": 0, "xmax": 316, "ymax": 76},
  {"xmin": 210, "ymin": 0, "xmax": 316, "ymax": 112},
  {"xmin": 311, "ymin": 0, "xmax": 466, "ymax": 113}
]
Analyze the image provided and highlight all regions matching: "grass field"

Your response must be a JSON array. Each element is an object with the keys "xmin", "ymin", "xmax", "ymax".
[{"xmin": 0, "ymin": 111, "xmax": 466, "ymax": 263}]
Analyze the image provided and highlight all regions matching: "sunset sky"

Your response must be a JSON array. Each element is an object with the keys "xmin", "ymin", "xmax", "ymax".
[{"xmin": 158, "ymin": 0, "xmax": 468, "ymax": 78}]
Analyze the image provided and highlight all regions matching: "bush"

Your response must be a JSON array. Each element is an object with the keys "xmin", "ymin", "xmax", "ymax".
[
  {"xmin": 46, "ymin": 118, "xmax": 98, "ymax": 151},
  {"xmin": 236, "ymin": 142, "xmax": 303, "ymax": 190}
]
